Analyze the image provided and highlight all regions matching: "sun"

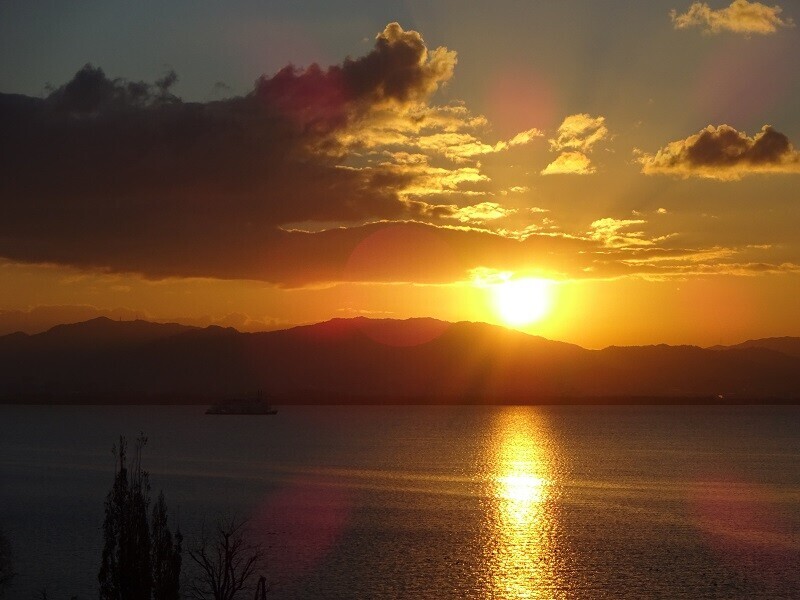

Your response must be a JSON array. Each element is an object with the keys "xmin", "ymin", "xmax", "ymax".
[{"xmin": 492, "ymin": 278, "xmax": 553, "ymax": 327}]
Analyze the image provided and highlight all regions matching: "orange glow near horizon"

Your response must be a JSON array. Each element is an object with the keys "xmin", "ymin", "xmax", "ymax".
[{"xmin": 3, "ymin": 259, "xmax": 800, "ymax": 349}]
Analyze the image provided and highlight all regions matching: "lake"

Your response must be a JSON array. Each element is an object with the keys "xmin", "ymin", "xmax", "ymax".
[{"xmin": 1, "ymin": 405, "xmax": 799, "ymax": 599}]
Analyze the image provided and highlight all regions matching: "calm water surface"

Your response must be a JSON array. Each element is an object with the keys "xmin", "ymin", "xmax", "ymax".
[{"xmin": 1, "ymin": 405, "xmax": 799, "ymax": 599}]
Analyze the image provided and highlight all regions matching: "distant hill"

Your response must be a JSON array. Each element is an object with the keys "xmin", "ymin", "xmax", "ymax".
[
  {"xmin": 1, "ymin": 317, "xmax": 799, "ymax": 403},
  {"xmin": 714, "ymin": 337, "xmax": 800, "ymax": 360}
]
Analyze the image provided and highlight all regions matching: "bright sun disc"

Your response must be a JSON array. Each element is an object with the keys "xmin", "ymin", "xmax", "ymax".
[{"xmin": 493, "ymin": 278, "xmax": 552, "ymax": 326}]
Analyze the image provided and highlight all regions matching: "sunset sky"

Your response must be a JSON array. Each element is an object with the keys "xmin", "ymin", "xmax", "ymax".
[{"xmin": 1, "ymin": 0, "xmax": 799, "ymax": 348}]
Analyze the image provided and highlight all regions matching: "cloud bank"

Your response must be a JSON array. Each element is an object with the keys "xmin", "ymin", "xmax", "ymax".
[
  {"xmin": 0, "ymin": 24, "xmax": 547, "ymax": 284},
  {"xmin": 2, "ymin": 23, "xmax": 788, "ymax": 289},
  {"xmin": 671, "ymin": 0, "xmax": 794, "ymax": 35},
  {"xmin": 638, "ymin": 124, "xmax": 800, "ymax": 180}
]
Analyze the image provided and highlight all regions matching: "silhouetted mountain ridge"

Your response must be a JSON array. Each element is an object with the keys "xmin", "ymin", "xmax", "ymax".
[
  {"xmin": 0, "ymin": 318, "xmax": 798, "ymax": 403},
  {"xmin": 713, "ymin": 337, "xmax": 800, "ymax": 359}
]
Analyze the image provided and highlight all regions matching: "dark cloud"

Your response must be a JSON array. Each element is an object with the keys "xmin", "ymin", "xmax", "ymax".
[
  {"xmin": 241, "ymin": 221, "xmax": 593, "ymax": 288},
  {"xmin": 0, "ymin": 24, "xmax": 459, "ymax": 282},
  {"xmin": 638, "ymin": 124, "xmax": 800, "ymax": 179},
  {"xmin": 0, "ymin": 216, "xmax": 594, "ymax": 287},
  {"xmin": 46, "ymin": 64, "xmax": 178, "ymax": 114}
]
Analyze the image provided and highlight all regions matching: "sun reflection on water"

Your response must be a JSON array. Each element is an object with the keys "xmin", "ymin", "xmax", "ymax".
[{"xmin": 482, "ymin": 407, "xmax": 563, "ymax": 599}]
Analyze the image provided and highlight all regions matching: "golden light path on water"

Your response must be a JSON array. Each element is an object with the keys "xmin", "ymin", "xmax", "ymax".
[{"xmin": 483, "ymin": 407, "xmax": 564, "ymax": 599}]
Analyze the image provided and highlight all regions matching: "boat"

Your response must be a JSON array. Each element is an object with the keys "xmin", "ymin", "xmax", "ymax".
[{"xmin": 205, "ymin": 391, "xmax": 277, "ymax": 415}]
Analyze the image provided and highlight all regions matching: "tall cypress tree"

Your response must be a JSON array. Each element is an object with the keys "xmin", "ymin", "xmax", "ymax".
[
  {"xmin": 0, "ymin": 526, "xmax": 14, "ymax": 598},
  {"xmin": 151, "ymin": 491, "xmax": 182, "ymax": 600},
  {"xmin": 98, "ymin": 435, "xmax": 157, "ymax": 600}
]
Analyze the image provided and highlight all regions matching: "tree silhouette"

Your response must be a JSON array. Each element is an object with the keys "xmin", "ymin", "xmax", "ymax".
[
  {"xmin": 0, "ymin": 526, "xmax": 14, "ymax": 598},
  {"xmin": 98, "ymin": 435, "xmax": 181, "ymax": 600},
  {"xmin": 151, "ymin": 491, "xmax": 182, "ymax": 600},
  {"xmin": 187, "ymin": 517, "xmax": 264, "ymax": 600}
]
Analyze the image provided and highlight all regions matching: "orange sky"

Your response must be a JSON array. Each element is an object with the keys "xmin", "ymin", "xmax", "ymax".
[{"xmin": 1, "ymin": 5, "xmax": 799, "ymax": 347}]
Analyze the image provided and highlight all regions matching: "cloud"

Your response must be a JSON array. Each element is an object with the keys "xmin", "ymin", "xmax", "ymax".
[
  {"xmin": 0, "ymin": 24, "xmax": 533, "ymax": 282},
  {"xmin": 1, "ymin": 21, "xmax": 559, "ymax": 287},
  {"xmin": 542, "ymin": 114, "xmax": 608, "ymax": 175},
  {"xmin": 541, "ymin": 151, "xmax": 595, "ymax": 175},
  {"xmin": 507, "ymin": 128, "xmax": 546, "ymax": 147},
  {"xmin": 253, "ymin": 22, "xmax": 456, "ymax": 131},
  {"xmin": 549, "ymin": 114, "xmax": 608, "ymax": 153},
  {"xmin": 413, "ymin": 127, "xmax": 542, "ymax": 161},
  {"xmin": 7, "ymin": 24, "xmax": 779, "ymax": 289},
  {"xmin": 638, "ymin": 124, "xmax": 800, "ymax": 179},
  {"xmin": 378, "ymin": 159, "xmax": 490, "ymax": 197},
  {"xmin": 670, "ymin": 0, "xmax": 794, "ymax": 35},
  {"xmin": 344, "ymin": 22, "xmax": 457, "ymax": 106},
  {"xmin": 588, "ymin": 218, "xmax": 657, "ymax": 248},
  {"xmin": 262, "ymin": 221, "xmax": 597, "ymax": 287},
  {"xmin": 439, "ymin": 202, "xmax": 517, "ymax": 224}
]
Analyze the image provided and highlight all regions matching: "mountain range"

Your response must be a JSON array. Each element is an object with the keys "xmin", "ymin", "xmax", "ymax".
[{"xmin": 1, "ymin": 317, "xmax": 799, "ymax": 404}]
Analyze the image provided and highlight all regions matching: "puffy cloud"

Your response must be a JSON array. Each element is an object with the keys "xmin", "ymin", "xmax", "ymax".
[
  {"xmin": 541, "ymin": 151, "xmax": 595, "ymax": 175},
  {"xmin": 671, "ymin": 0, "xmax": 794, "ymax": 35},
  {"xmin": 638, "ymin": 124, "xmax": 800, "ymax": 180},
  {"xmin": 344, "ymin": 22, "xmax": 457, "ymax": 106},
  {"xmin": 549, "ymin": 114, "xmax": 608, "ymax": 153},
  {"xmin": 253, "ymin": 22, "xmax": 456, "ymax": 132},
  {"xmin": 542, "ymin": 114, "xmax": 608, "ymax": 175}
]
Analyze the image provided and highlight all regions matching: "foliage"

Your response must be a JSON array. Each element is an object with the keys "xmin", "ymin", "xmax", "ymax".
[
  {"xmin": 98, "ymin": 435, "xmax": 181, "ymax": 600},
  {"xmin": 151, "ymin": 492, "xmax": 182, "ymax": 600},
  {"xmin": 0, "ymin": 526, "xmax": 14, "ymax": 598},
  {"xmin": 187, "ymin": 517, "xmax": 265, "ymax": 600}
]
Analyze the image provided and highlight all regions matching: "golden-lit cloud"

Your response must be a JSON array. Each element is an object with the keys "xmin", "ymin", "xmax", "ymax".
[
  {"xmin": 507, "ymin": 128, "xmax": 546, "ymax": 147},
  {"xmin": 583, "ymin": 241, "xmax": 800, "ymax": 280},
  {"xmin": 638, "ymin": 124, "xmax": 800, "ymax": 180},
  {"xmin": 439, "ymin": 202, "xmax": 517, "ymax": 224},
  {"xmin": 542, "ymin": 114, "xmax": 608, "ymax": 175},
  {"xmin": 344, "ymin": 117, "xmax": 542, "ymax": 163},
  {"xmin": 589, "ymin": 218, "xmax": 657, "ymax": 248},
  {"xmin": 548, "ymin": 114, "xmax": 609, "ymax": 153},
  {"xmin": 541, "ymin": 151, "xmax": 595, "ymax": 175},
  {"xmin": 671, "ymin": 0, "xmax": 794, "ymax": 35},
  {"xmin": 379, "ymin": 160, "xmax": 490, "ymax": 197}
]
